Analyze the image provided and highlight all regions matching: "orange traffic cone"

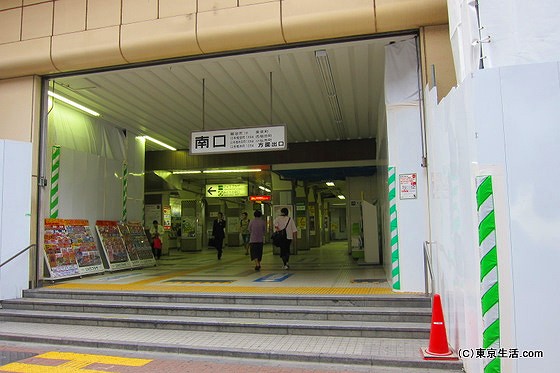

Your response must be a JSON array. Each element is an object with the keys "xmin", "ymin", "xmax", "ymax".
[{"xmin": 421, "ymin": 293, "xmax": 458, "ymax": 360}]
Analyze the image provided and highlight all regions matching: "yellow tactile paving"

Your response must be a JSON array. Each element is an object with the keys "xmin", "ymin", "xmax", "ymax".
[
  {"xmin": 0, "ymin": 352, "xmax": 151, "ymax": 373},
  {"xmin": 47, "ymin": 282, "xmax": 396, "ymax": 295}
]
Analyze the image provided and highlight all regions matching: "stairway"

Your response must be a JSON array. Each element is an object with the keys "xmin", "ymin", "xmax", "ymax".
[{"xmin": 0, "ymin": 288, "xmax": 463, "ymax": 371}]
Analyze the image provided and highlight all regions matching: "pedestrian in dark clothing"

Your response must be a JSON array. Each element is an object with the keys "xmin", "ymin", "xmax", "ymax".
[
  {"xmin": 248, "ymin": 210, "xmax": 266, "ymax": 271},
  {"xmin": 212, "ymin": 212, "xmax": 226, "ymax": 260}
]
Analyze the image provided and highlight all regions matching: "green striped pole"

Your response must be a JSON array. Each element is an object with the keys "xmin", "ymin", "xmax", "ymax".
[
  {"xmin": 388, "ymin": 166, "xmax": 400, "ymax": 290},
  {"xmin": 476, "ymin": 175, "xmax": 501, "ymax": 373},
  {"xmin": 49, "ymin": 145, "xmax": 61, "ymax": 218},
  {"xmin": 122, "ymin": 162, "xmax": 128, "ymax": 221}
]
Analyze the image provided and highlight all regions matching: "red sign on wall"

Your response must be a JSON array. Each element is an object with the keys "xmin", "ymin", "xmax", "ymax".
[{"xmin": 249, "ymin": 195, "xmax": 271, "ymax": 202}]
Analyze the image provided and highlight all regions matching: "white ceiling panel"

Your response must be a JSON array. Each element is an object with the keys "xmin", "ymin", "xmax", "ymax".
[{"xmin": 49, "ymin": 34, "xmax": 416, "ymax": 151}]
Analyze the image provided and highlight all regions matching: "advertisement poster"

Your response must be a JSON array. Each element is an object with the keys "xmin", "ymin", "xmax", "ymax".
[
  {"xmin": 43, "ymin": 219, "xmax": 80, "ymax": 279},
  {"xmin": 66, "ymin": 219, "xmax": 104, "ymax": 275},
  {"xmin": 162, "ymin": 205, "xmax": 172, "ymax": 230},
  {"xmin": 96, "ymin": 220, "xmax": 131, "ymax": 271}
]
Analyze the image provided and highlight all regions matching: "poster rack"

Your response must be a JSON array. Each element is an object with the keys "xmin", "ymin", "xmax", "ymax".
[
  {"xmin": 122, "ymin": 221, "xmax": 156, "ymax": 267},
  {"xmin": 66, "ymin": 219, "xmax": 105, "ymax": 275},
  {"xmin": 95, "ymin": 220, "xmax": 131, "ymax": 271},
  {"xmin": 44, "ymin": 219, "xmax": 80, "ymax": 279},
  {"xmin": 43, "ymin": 218, "xmax": 105, "ymax": 280}
]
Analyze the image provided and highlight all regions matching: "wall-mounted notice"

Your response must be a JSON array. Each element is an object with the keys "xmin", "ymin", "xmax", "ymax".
[
  {"xmin": 190, "ymin": 125, "xmax": 287, "ymax": 155},
  {"xmin": 399, "ymin": 173, "xmax": 417, "ymax": 199}
]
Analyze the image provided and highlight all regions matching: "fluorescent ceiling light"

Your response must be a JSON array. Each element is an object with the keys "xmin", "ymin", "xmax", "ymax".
[
  {"xmin": 326, "ymin": 181, "xmax": 335, "ymax": 186},
  {"xmin": 142, "ymin": 135, "xmax": 177, "ymax": 151},
  {"xmin": 203, "ymin": 169, "xmax": 262, "ymax": 174},
  {"xmin": 259, "ymin": 185, "xmax": 271, "ymax": 192},
  {"xmin": 48, "ymin": 91, "xmax": 100, "ymax": 117},
  {"xmin": 337, "ymin": 194, "xmax": 346, "ymax": 200},
  {"xmin": 172, "ymin": 170, "xmax": 202, "ymax": 174},
  {"xmin": 314, "ymin": 50, "xmax": 346, "ymax": 138}
]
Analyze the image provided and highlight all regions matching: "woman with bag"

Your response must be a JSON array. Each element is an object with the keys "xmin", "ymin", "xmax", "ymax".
[
  {"xmin": 248, "ymin": 210, "xmax": 266, "ymax": 271},
  {"xmin": 273, "ymin": 208, "xmax": 298, "ymax": 269}
]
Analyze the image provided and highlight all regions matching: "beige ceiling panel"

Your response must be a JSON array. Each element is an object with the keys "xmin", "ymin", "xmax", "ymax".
[
  {"xmin": 22, "ymin": 2, "xmax": 53, "ymax": 40},
  {"xmin": 376, "ymin": 0, "xmax": 448, "ymax": 32},
  {"xmin": 122, "ymin": 15, "xmax": 201, "ymax": 62},
  {"xmin": 52, "ymin": 26, "xmax": 127, "ymax": 72},
  {"xmin": 282, "ymin": 0, "xmax": 375, "ymax": 43},
  {"xmin": 160, "ymin": 0, "xmax": 196, "ymax": 18},
  {"xmin": 23, "ymin": 0, "xmax": 45, "ymax": 4},
  {"xmin": 0, "ymin": 37, "xmax": 57, "ymax": 79},
  {"xmin": 239, "ymin": 0, "xmax": 277, "ymax": 5},
  {"xmin": 0, "ymin": 1, "xmax": 22, "ymax": 11},
  {"xmin": 198, "ymin": 0, "xmax": 237, "ymax": 13},
  {"xmin": 87, "ymin": 0, "xmax": 121, "ymax": 29},
  {"xmin": 0, "ymin": 8, "xmax": 22, "ymax": 44},
  {"xmin": 197, "ymin": 2, "xmax": 284, "ymax": 53},
  {"xmin": 122, "ymin": 0, "xmax": 157, "ymax": 24},
  {"xmin": 54, "ymin": 0, "xmax": 86, "ymax": 35}
]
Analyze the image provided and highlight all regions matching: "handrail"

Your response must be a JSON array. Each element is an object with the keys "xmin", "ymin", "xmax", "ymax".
[
  {"xmin": 0, "ymin": 244, "xmax": 36, "ymax": 269},
  {"xmin": 423, "ymin": 241, "xmax": 434, "ymax": 296}
]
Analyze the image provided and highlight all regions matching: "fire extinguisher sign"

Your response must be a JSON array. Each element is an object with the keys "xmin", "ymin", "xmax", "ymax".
[{"xmin": 399, "ymin": 173, "xmax": 417, "ymax": 200}]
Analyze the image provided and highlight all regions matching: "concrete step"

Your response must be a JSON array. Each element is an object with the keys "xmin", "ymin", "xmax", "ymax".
[
  {"xmin": 1, "ymin": 297, "xmax": 432, "ymax": 323},
  {"xmin": 22, "ymin": 288, "xmax": 431, "ymax": 308},
  {"xmin": 0, "ymin": 308, "xmax": 430, "ymax": 338},
  {"xmin": 0, "ymin": 321, "xmax": 464, "ymax": 372}
]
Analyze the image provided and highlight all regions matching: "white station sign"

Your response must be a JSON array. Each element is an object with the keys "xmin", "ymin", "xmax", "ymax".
[
  {"xmin": 205, "ymin": 183, "xmax": 248, "ymax": 198},
  {"xmin": 190, "ymin": 125, "xmax": 287, "ymax": 155}
]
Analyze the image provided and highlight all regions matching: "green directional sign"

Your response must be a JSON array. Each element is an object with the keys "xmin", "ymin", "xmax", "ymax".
[{"xmin": 205, "ymin": 183, "xmax": 248, "ymax": 198}]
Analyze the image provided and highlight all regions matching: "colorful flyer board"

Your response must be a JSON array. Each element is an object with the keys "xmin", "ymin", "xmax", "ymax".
[
  {"xmin": 123, "ymin": 221, "xmax": 156, "ymax": 266},
  {"xmin": 44, "ymin": 219, "xmax": 80, "ymax": 279},
  {"xmin": 95, "ymin": 220, "xmax": 131, "ymax": 271},
  {"xmin": 65, "ymin": 219, "xmax": 104, "ymax": 275}
]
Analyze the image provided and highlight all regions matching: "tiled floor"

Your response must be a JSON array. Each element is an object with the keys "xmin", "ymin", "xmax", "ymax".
[{"xmin": 47, "ymin": 241, "xmax": 399, "ymax": 295}]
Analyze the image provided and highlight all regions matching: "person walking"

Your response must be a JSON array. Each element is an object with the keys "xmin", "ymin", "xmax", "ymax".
[
  {"xmin": 212, "ymin": 212, "xmax": 226, "ymax": 260},
  {"xmin": 248, "ymin": 210, "xmax": 266, "ymax": 271},
  {"xmin": 273, "ymin": 207, "xmax": 298, "ymax": 269},
  {"xmin": 240, "ymin": 212, "xmax": 250, "ymax": 255},
  {"xmin": 149, "ymin": 220, "xmax": 165, "ymax": 260}
]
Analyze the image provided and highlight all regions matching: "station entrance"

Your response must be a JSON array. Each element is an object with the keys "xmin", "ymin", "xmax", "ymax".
[{"xmin": 40, "ymin": 32, "xmax": 426, "ymax": 294}]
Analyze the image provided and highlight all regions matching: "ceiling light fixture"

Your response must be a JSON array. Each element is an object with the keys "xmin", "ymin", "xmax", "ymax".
[
  {"xmin": 47, "ymin": 91, "xmax": 100, "ymax": 117},
  {"xmin": 314, "ymin": 50, "xmax": 346, "ymax": 139},
  {"xmin": 337, "ymin": 194, "xmax": 346, "ymax": 200},
  {"xmin": 259, "ymin": 185, "xmax": 271, "ymax": 192},
  {"xmin": 326, "ymin": 181, "xmax": 335, "ymax": 186},
  {"xmin": 172, "ymin": 170, "xmax": 202, "ymax": 174},
  {"xmin": 203, "ymin": 169, "xmax": 262, "ymax": 174},
  {"xmin": 142, "ymin": 135, "xmax": 177, "ymax": 151}
]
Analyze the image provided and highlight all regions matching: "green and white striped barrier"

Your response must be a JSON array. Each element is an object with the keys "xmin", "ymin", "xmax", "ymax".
[
  {"xmin": 388, "ymin": 166, "xmax": 401, "ymax": 290},
  {"xmin": 122, "ymin": 162, "xmax": 128, "ymax": 221},
  {"xmin": 49, "ymin": 145, "xmax": 61, "ymax": 218},
  {"xmin": 476, "ymin": 175, "xmax": 501, "ymax": 373}
]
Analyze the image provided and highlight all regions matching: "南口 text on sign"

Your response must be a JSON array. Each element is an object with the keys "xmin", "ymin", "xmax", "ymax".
[{"xmin": 190, "ymin": 125, "xmax": 286, "ymax": 155}]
